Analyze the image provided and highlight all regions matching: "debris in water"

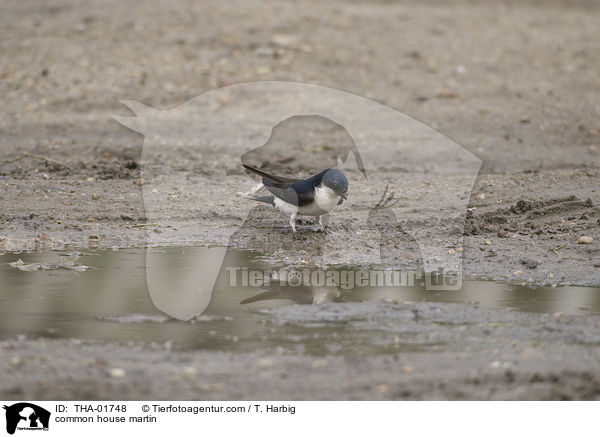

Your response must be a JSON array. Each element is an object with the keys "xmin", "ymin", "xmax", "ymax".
[
  {"xmin": 8, "ymin": 257, "xmax": 89, "ymax": 272},
  {"xmin": 97, "ymin": 314, "xmax": 169, "ymax": 324}
]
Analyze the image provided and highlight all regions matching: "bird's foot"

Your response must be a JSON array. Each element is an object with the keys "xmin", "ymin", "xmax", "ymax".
[{"xmin": 315, "ymin": 216, "xmax": 326, "ymax": 233}]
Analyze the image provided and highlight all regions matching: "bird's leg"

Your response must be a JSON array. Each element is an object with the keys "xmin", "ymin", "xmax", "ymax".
[
  {"xmin": 315, "ymin": 215, "xmax": 325, "ymax": 232},
  {"xmin": 289, "ymin": 212, "xmax": 297, "ymax": 234}
]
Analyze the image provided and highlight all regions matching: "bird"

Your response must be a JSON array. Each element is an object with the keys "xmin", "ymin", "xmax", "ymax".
[{"xmin": 242, "ymin": 164, "xmax": 349, "ymax": 233}]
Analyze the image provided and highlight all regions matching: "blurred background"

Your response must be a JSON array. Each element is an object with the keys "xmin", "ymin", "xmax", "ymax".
[{"xmin": 1, "ymin": 0, "xmax": 599, "ymax": 172}]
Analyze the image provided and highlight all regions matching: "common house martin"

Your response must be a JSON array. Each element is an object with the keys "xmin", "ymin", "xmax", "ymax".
[{"xmin": 242, "ymin": 164, "xmax": 349, "ymax": 233}]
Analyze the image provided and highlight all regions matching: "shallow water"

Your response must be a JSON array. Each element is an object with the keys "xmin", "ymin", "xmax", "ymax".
[{"xmin": 1, "ymin": 247, "xmax": 599, "ymax": 354}]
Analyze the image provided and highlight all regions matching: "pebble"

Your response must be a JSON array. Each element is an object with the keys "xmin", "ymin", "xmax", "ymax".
[
  {"xmin": 376, "ymin": 384, "xmax": 389, "ymax": 393},
  {"xmin": 513, "ymin": 270, "xmax": 524, "ymax": 276},
  {"xmin": 182, "ymin": 366, "xmax": 197, "ymax": 376},
  {"xmin": 86, "ymin": 177, "xmax": 96, "ymax": 182},
  {"xmin": 91, "ymin": 193, "xmax": 99, "ymax": 200},
  {"xmin": 311, "ymin": 359, "xmax": 329, "ymax": 369},
  {"xmin": 200, "ymin": 383, "xmax": 224, "ymax": 391},
  {"xmin": 497, "ymin": 230, "xmax": 509, "ymax": 238},
  {"xmin": 520, "ymin": 258, "xmax": 539, "ymax": 269},
  {"xmin": 10, "ymin": 356, "xmax": 22, "ymax": 366},
  {"xmin": 255, "ymin": 358, "xmax": 275, "ymax": 369},
  {"xmin": 271, "ymin": 34, "xmax": 298, "ymax": 48},
  {"xmin": 485, "ymin": 239, "xmax": 492, "ymax": 245},
  {"xmin": 456, "ymin": 247, "xmax": 463, "ymax": 253},
  {"xmin": 447, "ymin": 248, "xmax": 455, "ymax": 255},
  {"xmin": 577, "ymin": 236, "xmax": 593, "ymax": 244},
  {"xmin": 108, "ymin": 368, "xmax": 126, "ymax": 378},
  {"xmin": 438, "ymin": 89, "xmax": 459, "ymax": 99},
  {"xmin": 402, "ymin": 365, "xmax": 414, "ymax": 374}
]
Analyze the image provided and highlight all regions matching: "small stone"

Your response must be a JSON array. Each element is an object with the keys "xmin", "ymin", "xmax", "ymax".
[
  {"xmin": 86, "ymin": 177, "xmax": 96, "ymax": 182},
  {"xmin": 447, "ymin": 248, "xmax": 455, "ymax": 255},
  {"xmin": 519, "ymin": 117, "xmax": 531, "ymax": 123},
  {"xmin": 200, "ymin": 383, "xmax": 224, "ymax": 391},
  {"xmin": 520, "ymin": 258, "xmax": 539, "ymax": 269},
  {"xmin": 513, "ymin": 270, "xmax": 524, "ymax": 276},
  {"xmin": 456, "ymin": 247, "xmax": 463, "ymax": 253},
  {"xmin": 475, "ymin": 193, "xmax": 486, "ymax": 200},
  {"xmin": 402, "ymin": 365, "xmax": 414, "ymax": 374},
  {"xmin": 91, "ymin": 193, "xmax": 99, "ymax": 200},
  {"xmin": 548, "ymin": 273, "xmax": 555, "ymax": 278},
  {"xmin": 255, "ymin": 358, "xmax": 275, "ymax": 369},
  {"xmin": 490, "ymin": 361, "xmax": 502, "ymax": 368},
  {"xmin": 182, "ymin": 366, "xmax": 197, "ymax": 376},
  {"xmin": 480, "ymin": 246, "xmax": 486, "ymax": 251},
  {"xmin": 134, "ymin": 179, "xmax": 143, "ymax": 186},
  {"xmin": 108, "ymin": 368, "xmax": 126, "ymax": 378},
  {"xmin": 438, "ymin": 89, "xmax": 459, "ymax": 99},
  {"xmin": 311, "ymin": 359, "xmax": 329, "ymax": 369},
  {"xmin": 577, "ymin": 236, "xmax": 593, "ymax": 244},
  {"xmin": 497, "ymin": 230, "xmax": 509, "ymax": 238},
  {"xmin": 485, "ymin": 239, "xmax": 492, "ymax": 245},
  {"xmin": 10, "ymin": 356, "xmax": 21, "ymax": 366},
  {"xmin": 376, "ymin": 384, "xmax": 389, "ymax": 393},
  {"xmin": 553, "ymin": 312, "xmax": 563, "ymax": 318},
  {"xmin": 271, "ymin": 34, "xmax": 297, "ymax": 48},
  {"xmin": 88, "ymin": 235, "xmax": 99, "ymax": 240}
]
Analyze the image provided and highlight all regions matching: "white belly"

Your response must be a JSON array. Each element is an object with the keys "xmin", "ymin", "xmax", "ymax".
[
  {"xmin": 273, "ymin": 186, "xmax": 342, "ymax": 217},
  {"xmin": 273, "ymin": 197, "xmax": 298, "ymax": 215}
]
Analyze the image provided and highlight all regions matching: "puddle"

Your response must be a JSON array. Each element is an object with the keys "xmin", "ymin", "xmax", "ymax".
[{"xmin": 1, "ymin": 247, "xmax": 599, "ymax": 355}]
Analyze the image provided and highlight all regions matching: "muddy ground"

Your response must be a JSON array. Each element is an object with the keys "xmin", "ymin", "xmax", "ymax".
[{"xmin": 1, "ymin": 0, "xmax": 600, "ymax": 400}]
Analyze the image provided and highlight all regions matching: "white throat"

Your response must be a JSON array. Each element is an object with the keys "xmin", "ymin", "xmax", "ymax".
[{"xmin": 315, "ymin": 185, "xmax": 341, "ymax": 212}]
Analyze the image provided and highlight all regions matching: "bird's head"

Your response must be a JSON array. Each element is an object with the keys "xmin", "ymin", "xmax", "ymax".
[{"xmin": 321, "ymin": 169, "xmax": 349, "ymax": 200}]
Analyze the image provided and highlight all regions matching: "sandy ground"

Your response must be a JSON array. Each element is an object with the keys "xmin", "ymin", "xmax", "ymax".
[{"xmin": 1, "ymin": 0, "xmax": 600, "ymax": 400}]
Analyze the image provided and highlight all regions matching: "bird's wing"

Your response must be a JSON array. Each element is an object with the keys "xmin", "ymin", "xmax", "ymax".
[
  {"xmin": 242, "ymin": 164, "xmax": 300, "ymax": 184},
  {"xmin": 263, "ymin": 179, "xmax": 315, "ymax": 207}
]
